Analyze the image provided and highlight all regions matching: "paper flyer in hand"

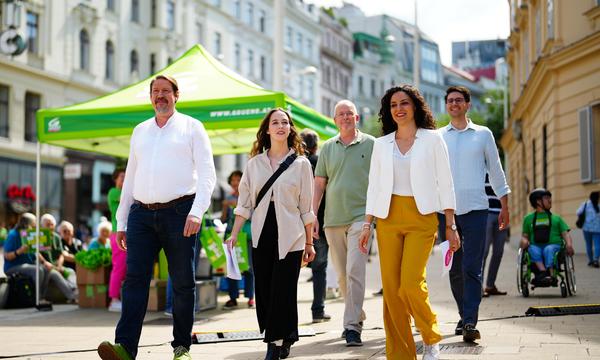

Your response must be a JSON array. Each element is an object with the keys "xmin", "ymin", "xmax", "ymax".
[
  {"xmin": 223, "ymin": 242, "xmax": 242, "ymax": 280},
  {"xmin": 440, "ymin": 240, "xmax": 454, "ymax": 277}
]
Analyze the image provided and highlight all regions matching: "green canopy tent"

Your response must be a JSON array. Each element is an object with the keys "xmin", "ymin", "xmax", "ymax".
[
  {"xmin": 36, "ymin": 44, "xmax": 337, "ymax": 156},
  {"xmin": 31, "ymin": 44, "xmax": 337, "ymax": 307}
]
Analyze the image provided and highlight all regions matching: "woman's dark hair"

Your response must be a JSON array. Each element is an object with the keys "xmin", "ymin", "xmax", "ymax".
[
  {"xmin": 378, "ymin": 85, "xmax": 436, "ymax": 135},
  {"xmin": 112, "ymin": 167, "xmax": 125, "ymax": 181},
  {"xmin": 590, "ymin": 191, "xmax": 599, "ymax": 213},
  {"xmin": 227, "ymin": 170, "xmax": 243, "ymax": 185},
  {"xmin": 300, "ymin": 128, "xmax": 319, "ymax": 155},
  {"xmin": 250, "ymin": 108, "xmax": 303, "ymax": 158}
]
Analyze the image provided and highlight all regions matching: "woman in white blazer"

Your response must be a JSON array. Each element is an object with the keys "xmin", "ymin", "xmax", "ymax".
[{"xmin": 358, "ymin": 85, "xmax": 460, "ymax": 360}]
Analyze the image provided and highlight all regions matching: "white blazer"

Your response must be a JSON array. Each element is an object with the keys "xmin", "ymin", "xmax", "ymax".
[{"xmin": 365, "ymin": 128, "xmax": 456, "ymax": 218}]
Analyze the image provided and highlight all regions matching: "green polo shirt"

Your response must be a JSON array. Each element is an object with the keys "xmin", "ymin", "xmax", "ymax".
[{"xmin": 315, "ymin": 130, "xmax": 374, "ymax": 228}]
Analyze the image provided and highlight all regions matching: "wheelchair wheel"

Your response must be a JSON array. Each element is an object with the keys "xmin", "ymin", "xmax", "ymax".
[
  {"xmin": 565, "ymin": 255, "xmax": 576, "ymax": 296},
  {"xmin": 517, "ymin": 248, "xmax": 529, "ymax": 297},
  {"xmin": 560, "ymin": 281, "xmax": 567, "ymax": 298}
]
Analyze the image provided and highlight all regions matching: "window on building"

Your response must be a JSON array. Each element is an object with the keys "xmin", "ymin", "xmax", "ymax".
[
  {"xmin": 324, "ymin": 65, "xmax": 330, "ymax": 86},
  {"xmin": 196, "ymin": 22, "xmax": 203, "ymax": 45},
  {"xmin": 167, "ymin": 57, "xmax": 173, "ymax": 65},
  {"xmin": 105, "ymin": 41, "xmax": 114, "ymax": 80},
  {"xmin": 542, "ymin": 125, "xmax": 548, "ymax": 188},
  {"xmin": 297, "ymin": 33, "xmax": 303, "ymax": 54},
  {"xmin": 212, "ymin": 0, "xmax": 222, "ymax": 8},
  {"xmin": 370, "ymin": 79, "xmax": 376, "ymax": 98},
  {"xmin": 547, "ymin": 0, "xmax": 554, "ymax": 40},
  {"xmin": 247, "ymin": 49, "xmax": 254, "ymax": 77},
  {"xmin": 24, "ymin": 92, "xmax": 40, "ymax": 143},
  {"xmin": 234, "ymin": 0, "xmax": 241, "ymax": 19},
  {"xmin": 234, "ymin": 43, "xmax": 241, "ymax": 71},
  {"xmin": 358, "ymin": 76, "xmax": 364, "ymax": 95},
  {"xmin": 535, "ymin": 7, "xmax": 541, "ymax": 57},
  {"xmin": 532, "ymin": 139, "xmax": 537, "ymax": 187},
  {"xmin": 307, "ymin": 78, "xmax": 314, "ymax": 103},
  {"xmin": 0, "ymin": 85, "xmax": 8, "ymax": 138},
  {"xmin": 306, "ymin": 39, "xmax": 313, "ymax": 59},
  {"xmin": 79, "ymin": 29, "xmax": 90, "ymax": 71},
  {"xmin": 214, "ymin": 32, "xmax": 222, "ymax": 57},
  {"xmin": 259, "ymin": 10, "xmax": 266, "ymax": 33},
  {"xmin": 131, "ymin": 0, "xmax": 140, "ymax": 22},
  {"xmin": 579, "ymin": 104, "xmax": 600, "ymax": 182},
  {"xmin": 284, "ymin": 61, "xmax": 291, "ymax": 86},
  {"xmin": 167, "ymin": 0, "xmax": 175, "ymax": 30},
  {"xmin": 260, "ymin": 55, "xmax": 266, "ymax": 81},
  {"xmin": 150, "ymin": 53, "xmax": 156, "ymax": 74},
  {"xmin": 286, "ymin": 26, "xmax": 292, "ymax": 48},
  {"xmin": 522, "ymin": 30, "xmax": 529, "ymax": 82},
  {"xmin": 151, "ymin": 0, "xmax": 157, "ymax": 27},
  {"xmin": 130, "ymin": 50, "xmax": 139, "ymax": 74},
  {"xmin": 247, "ymin": 2, "xmax": 254, "ymax": 26},
  {"xmin": 107, "ymin": 0, "xmax": 115, "ymax": 11},
  {"xmin": 26, "ymin": 11, "xmax": 39, "ymax": 54}
]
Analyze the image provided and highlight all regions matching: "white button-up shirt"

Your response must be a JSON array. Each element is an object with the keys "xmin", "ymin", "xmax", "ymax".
[
  {"xmin": 116, "ymin": 111, "xmax": 216, "ymax": 231},
  {"xmin": 439, "ymin": 120, "xmax": 510, "ymax": 215}
]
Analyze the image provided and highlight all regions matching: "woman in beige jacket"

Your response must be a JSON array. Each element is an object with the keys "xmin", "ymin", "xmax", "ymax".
[{"xmin": 226, "ymin": 108, "xmax": 316, "ymax": 360}]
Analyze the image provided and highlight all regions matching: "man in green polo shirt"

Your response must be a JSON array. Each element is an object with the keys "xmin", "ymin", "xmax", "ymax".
[{"xmin": 313, "ymin": 99, "xmax": 375, "ymax": 347}]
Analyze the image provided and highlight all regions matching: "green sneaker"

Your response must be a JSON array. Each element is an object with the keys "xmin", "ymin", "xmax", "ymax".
[
  {"xmin": 173, "ymin": 345, "xmax": 192, "ymax": 360},
  {"xmin": 97, "ymin": 341, "xmax": 133, "ymax": 360}
]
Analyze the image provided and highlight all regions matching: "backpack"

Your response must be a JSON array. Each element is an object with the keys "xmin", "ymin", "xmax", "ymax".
[{"xmin": 6, "ymin": 272, "xmax": 36, "ymax": 309}]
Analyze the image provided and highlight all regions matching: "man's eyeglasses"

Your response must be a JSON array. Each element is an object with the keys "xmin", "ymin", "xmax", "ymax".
[
  {"xmin": 446, "ymin": 98, "xmax": 465, "ymax": 104},
  {"xmin": 336, "ymin": 111, "xmax": 356, "ymax": 118}
]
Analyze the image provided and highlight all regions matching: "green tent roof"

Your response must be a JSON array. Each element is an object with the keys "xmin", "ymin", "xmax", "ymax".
[{"xmin": 36, "ymin": 45, "xmax": 337, "ymax": 156}]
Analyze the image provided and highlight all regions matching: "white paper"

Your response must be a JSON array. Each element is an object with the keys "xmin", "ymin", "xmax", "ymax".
[
  {"xmin": 440, "ymin": 240, "xmax": 454, "ymax": 277},
  {"xmin": 223, "ymin": 242, "xmax": 242, "ymax": 280}
]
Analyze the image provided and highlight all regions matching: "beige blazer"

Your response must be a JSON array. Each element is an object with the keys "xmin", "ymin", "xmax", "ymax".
[{"xmin": 365, "ymin": 129, "xmax": 456, "ymax": 218}]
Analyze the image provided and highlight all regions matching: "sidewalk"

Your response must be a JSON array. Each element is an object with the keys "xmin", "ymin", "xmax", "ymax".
[{"xmin": 1, "ymin": 243, "xmax": 599, "ymax": 359}]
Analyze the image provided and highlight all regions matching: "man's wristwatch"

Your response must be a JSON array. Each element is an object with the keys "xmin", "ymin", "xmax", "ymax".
[{"xmin": 446, "ymin": 223, "xmax": 457, "ymax": 231}]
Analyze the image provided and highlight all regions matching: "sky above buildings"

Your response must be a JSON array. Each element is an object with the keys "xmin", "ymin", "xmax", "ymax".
[{"xmin": 310, "ymin": 0, "xmax": 510, "ymax": 67}]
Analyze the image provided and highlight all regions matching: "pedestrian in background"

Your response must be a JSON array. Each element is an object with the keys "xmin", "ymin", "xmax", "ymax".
[
  {"xmin": 300, "ymin": 128, "xmax": 332, "ymax": 324},
  {"xmin": 577, "ymin": 191, "xmax": 600, "ymax": 267},
  {"xmin": 359, "ymin": 85, "xmax": 459, "ymax": 360},
  {"xmin": 226, "ymin": 108, "xmax": 315, "ymax": 360},
  {"xmin": 97, "ymin": 74, "xmax": 216, "ymax": 360},
  {"xmin": 221, "ymin": 170, "xmax": 255, "ymax": 310},
  {"xmin": 107, "ymin": 168, "xmax": 127, "ymax": 312},
  {"xmin": 482, "ymin": 174, "xmax": 509, "ymax": 296}
]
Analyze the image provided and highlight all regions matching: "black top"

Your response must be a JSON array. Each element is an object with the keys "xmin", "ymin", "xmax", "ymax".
[
  {"xmin": 485, "ymin": 174, "xmax": 501, "ymax": 212},
  {"xmin": 308, "ymin": 153, "xmax": 326, "ymax": 237}
]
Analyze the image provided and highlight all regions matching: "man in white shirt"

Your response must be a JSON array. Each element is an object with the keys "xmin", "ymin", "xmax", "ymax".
[
  {"xmin": 98, "ymin": 75, "xmax": 216, "ymax": 360},
  {"xmin": 438, "ymin": 86, "xmax": 510, "ymax": 343}
]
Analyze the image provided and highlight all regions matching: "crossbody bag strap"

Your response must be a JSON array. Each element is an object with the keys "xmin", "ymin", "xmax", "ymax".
[{"xmin": 255, "ymin": 154, "xmax": 298, "ymax": 206}]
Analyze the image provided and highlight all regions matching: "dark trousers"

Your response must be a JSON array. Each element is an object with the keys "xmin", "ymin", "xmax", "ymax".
[
  {"xmin": 311, "ymin": 236, "xmax": 328, "ymax": 317},
  {"xmin": 116, "ymin": 198, "xmax": 197, "ymax": 358},
  {"xmin": 438, "ymin": 210, "xmax": 488, "ymax": 326},
  {"xmin": 482, "ymin": 211, "xmax": 508, "ymax": 288},
  {"xmin": 252, "ymin": 202, "xmax": 303, "ymax": 343}
]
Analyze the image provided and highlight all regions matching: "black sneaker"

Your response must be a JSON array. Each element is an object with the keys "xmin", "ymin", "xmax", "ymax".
[
  {"xmin": 223, "ymin": 299, "xmax": 238, "ymax": 310},
  {"xmin": 345, "ymin": 330, "xmax": 363, "ymax": 347},
  {"xmin": 594, "ymin": 260, "xmax": 600, "ymax": 268},
  {"xmin": 462, "ymin": 324, "xmax": 481, "ymax": 342},
  {"xmin": 312, "ymin": 313, "xmax": 332, "ymax": 323},
  {"xmin": 454, "ymin": 319, "xmax": 463, "ymax": 336},
  {"xmin": 279, "ymin": 340, "xmax": 293, "ymax": 359}
]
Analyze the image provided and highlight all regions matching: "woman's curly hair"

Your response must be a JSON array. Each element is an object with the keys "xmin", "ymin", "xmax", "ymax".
[{"xmin": 378, "ymin": 85, "xmax": 436, "ymax": 135}]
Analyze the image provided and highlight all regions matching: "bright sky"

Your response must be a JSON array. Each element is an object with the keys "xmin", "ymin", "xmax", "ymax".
[{"xmin": 309, "ymin": 0, "xmax": 510, "ymax": 66}]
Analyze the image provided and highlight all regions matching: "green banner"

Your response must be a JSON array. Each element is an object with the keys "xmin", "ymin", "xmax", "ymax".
[{"xmin": 20, "ymin": 228, "xmax": 53, "ymax": 253}]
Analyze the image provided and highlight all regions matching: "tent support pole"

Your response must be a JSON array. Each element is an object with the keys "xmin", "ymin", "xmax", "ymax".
[{"xmin": 35, "ymin": 141, "xmax": 41, "ymax": 308}]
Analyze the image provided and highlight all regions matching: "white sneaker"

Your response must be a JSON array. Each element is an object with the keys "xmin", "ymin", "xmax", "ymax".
[
  {"xmin": 326, "ymin": 287, "xmax": 339, "ymax": 300},
  {"xmin": 108, "ymin": 299, "xmax": 122, "ymax": 312},
  {"xmin": 422, "ymin": 342, "xmax": 440, "ymax": 360}
]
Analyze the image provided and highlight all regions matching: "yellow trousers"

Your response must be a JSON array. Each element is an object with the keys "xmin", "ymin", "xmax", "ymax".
[{"xmin": 376, "ymin": 196, "xmax": 442, "ymax": 360}]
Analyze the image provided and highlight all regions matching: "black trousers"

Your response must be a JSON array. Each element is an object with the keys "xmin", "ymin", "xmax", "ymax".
[{"xmin": 252, "ymin": 202, "xmax": 303, "ymax": 343}]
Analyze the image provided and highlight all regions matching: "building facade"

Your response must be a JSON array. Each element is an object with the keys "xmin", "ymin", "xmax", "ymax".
[
  {"xmin": 452, "ymin": 39, "xmax": 508, "ymax": 71},
  {"xmin": 319, "ymin": 8, "xmax": 353, "ymax": 117},
  {"xmin": 501, "ymin": 0, "xmax": 600, "ymax": 249}
]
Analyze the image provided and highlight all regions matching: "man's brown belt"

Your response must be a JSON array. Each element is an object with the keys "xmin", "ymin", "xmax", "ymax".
[{"xmin": 135, "ymin": 194, "xmax": 195, "ymax": 211}]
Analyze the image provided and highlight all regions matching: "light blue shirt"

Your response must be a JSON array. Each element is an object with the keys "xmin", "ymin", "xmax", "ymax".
[
  {"xmin": 439, "ymin": 120, "xmax": 510, "ymax": 215},
  {"xmin": 577, "ymin": 200, "xmax": 600, "ymax": 233}
]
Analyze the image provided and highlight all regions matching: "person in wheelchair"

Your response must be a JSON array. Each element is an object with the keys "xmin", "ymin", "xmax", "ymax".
[{"xmin": 520, "ymin": 188, "xmax": 574, "ymax": 286}]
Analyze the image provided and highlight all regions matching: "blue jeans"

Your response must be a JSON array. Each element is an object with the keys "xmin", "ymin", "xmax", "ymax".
[
  {"xmin": 583, "ymin": 231, "xmax": 600, "ymax": 263},
  {"xmin": 439, "ymin": 210, "xmax": 488, "ymax": 326},
  {"xmin": 115, "ymin": 198, "xmax": 197, "ymax": 358},
  {"xmin": 528, "ymin": 243, "xmax": 561, "ymax": 269},
  {"xmin": 311, "ymin": 236, "xmax": 328, "ymax": 317}
]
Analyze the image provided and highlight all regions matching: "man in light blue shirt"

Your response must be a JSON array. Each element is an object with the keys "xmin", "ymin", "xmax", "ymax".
[{"xmin": 438, "ymin": 86, "xmax": 511, "ymax": 343}]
